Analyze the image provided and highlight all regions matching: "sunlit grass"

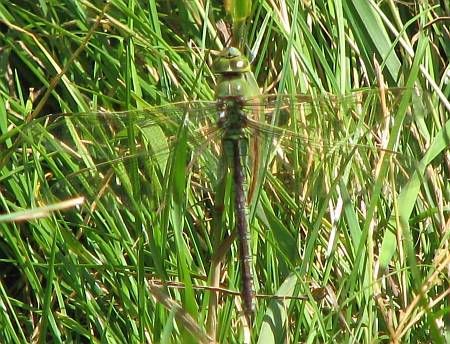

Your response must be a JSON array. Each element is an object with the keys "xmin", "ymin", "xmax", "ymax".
[{"xmin": 0, "ymin": 1, "xmax": 449, "ymax": 343}]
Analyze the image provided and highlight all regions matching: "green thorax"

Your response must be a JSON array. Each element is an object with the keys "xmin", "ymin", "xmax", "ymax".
[{"xmin": 213, "ymin": 47, "xmax": 260, "ymax": 139}]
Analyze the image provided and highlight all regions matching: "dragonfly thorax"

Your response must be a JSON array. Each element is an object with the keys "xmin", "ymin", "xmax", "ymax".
[
  {"xmin": 213, "ymin": 47, "xmax": 260, "ymax": 141},
  {"xmin": 214, "ymin": 47, "xmax": 259, "ymax": 99}
]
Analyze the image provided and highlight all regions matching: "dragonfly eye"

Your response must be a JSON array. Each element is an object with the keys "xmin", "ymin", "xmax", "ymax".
[{"xmin": 225, "ymin": 47, "xmax": 241, "ymax": 58}]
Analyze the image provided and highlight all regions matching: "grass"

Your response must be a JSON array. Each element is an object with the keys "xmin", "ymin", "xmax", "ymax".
[{"xmin": 0, "ymin": 0, "xmax": 449, "ymax": 343}]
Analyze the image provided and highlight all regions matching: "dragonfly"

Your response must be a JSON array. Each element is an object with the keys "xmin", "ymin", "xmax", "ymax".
[{"xmin": 20, "ymin": 46, "xmax": 409, "ymax": 327}]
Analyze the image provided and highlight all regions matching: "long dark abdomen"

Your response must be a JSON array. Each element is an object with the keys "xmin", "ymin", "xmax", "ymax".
[{"xmin": 230, "ymin": 138, "xmax": 254, "ymax": 321}]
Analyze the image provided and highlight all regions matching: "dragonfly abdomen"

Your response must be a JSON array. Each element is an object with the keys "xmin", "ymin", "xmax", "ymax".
[{"xmin": 230, "ymin": 138, "xmax": 255, "ymax": 321}]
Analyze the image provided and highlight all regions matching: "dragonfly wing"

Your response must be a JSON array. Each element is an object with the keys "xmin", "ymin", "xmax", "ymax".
[
  {"xmin": 16, "ymin": 101, "xmax": 221, "ymax": 210},
  {"xmin": 244, "ymin": 89, "xmax": 415, "ymax": 209}
]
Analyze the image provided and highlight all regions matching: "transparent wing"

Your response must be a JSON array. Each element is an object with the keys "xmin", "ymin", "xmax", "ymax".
[
  {"xmin": 244, "ymin": 88, "xmax": 408, "ymax": 152},
  {"xmin": 14, "ymin": 101, "xmax": 220, "ymax": 211},
  {"xmin": 237, "ymin": 88, "xmax": 419, "ymax": 223}
]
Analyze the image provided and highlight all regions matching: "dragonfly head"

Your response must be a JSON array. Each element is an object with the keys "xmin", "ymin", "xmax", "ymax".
[{"xmin": 213, "ymin": 47, "xmax": 251, "ymax": 75}]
